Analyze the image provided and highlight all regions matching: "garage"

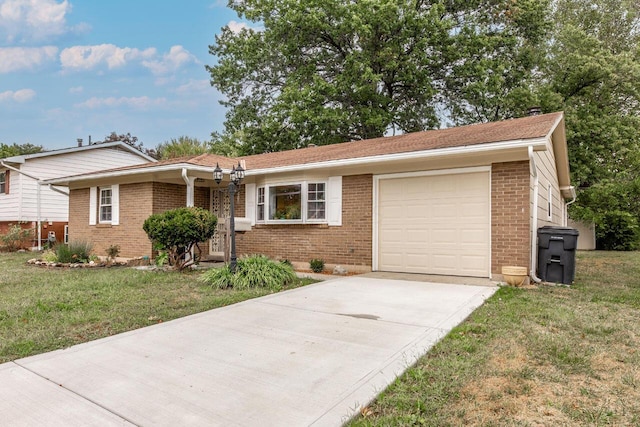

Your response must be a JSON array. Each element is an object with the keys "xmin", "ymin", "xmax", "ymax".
[{"xmin": 375, "ymin": 168, "xmax": 491, "ymax": 277}]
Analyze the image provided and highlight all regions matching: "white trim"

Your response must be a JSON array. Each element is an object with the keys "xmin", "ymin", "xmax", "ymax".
[
  {"xmin": 45, "ymin": 163, "xmax": 220, "ymax": 185},
  {"xmin": 245, "ymin": 183, "xmax": 256, "ymax": 225},
  {"xmin": 111, "ymin": 184, "xmax": 119, "ymax": 226},
  {"xmin": 255, "ymin": 180, "xmax": 331, "ymax": 225},
  {"xmin": 89, "ymin": 187, "xmax": 97, "ymax": 225},
  {"xmin": 327, "ymin": 176, "xmax": 342, "ymax": 226},
  {"xmin": 44, "ymin": 138, "xmax": 547, "ymax": 186},
  {"xmin": 98, "ymin": 186, "xmax": 113, "ymax": 224},
  {"xmin": 2, "ymin": 141, "xmax": 156, "ymax": 164},
  {"xmin": 246, "ymin": 138, "xmax": 547, "ymax": 176},
  {"xmin": 372, "ymin": 166, "xmax": 492, "ymax": 276}
]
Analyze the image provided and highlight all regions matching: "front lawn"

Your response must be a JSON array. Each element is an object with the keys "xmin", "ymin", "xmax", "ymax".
[
  {"xmin": 0, "ymin": 252, "xmax": 315, "ymax": 363},
  {"xmin": 350, "ymin": 251, "xmax": 640, "ymax": 426}
]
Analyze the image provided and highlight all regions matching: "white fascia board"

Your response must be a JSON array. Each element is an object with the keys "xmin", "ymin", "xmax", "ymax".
[
  {"xmin": 44, "ymin": 163, "xmax": 219, "ymax": 186},
  {"xmin": 245, "ymin": 137, "xmax": 548, "ymax": 177}
]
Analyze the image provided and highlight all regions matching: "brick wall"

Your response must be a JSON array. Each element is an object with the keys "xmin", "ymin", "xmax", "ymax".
[
  {"xmin": 491, "ymin": 161, "xmax": 531, "ymax": 275},
  {"xmin": 236, "ymin": 174, "xmax": 372, "ymax": 267},
  {"xmin": 69, "ymin": 183, "xmax": 154, "ymax": 258}
]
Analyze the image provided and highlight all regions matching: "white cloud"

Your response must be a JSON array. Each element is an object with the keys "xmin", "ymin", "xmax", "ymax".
[
  {"xmin": 142, "ymin": 45, "xmax": 198, "ymax": 76},
  {"xmin": 175, "ymin": 79, "xmax": 210, "ymax": 95},
  {"xmin": 60, "ymin": 44, "xmax": 156, "ymax": 71},
  {"xmin": 0, "ymin": 88, "xmax": 36, "ymax": 102},
  {"xmin": 0, "ymin": 0, "xmax": 76, "ymax": 43},
  {"xmin": 75, "ymin": 96, "xmax": 167, "ymax": 110},
  {"xmin": 69, "ymin": 86, "xmax": 83, "ymax": 93},
  {"xmin": 227, "ymin": 20, "xmax": 255, "ymax": 34},
  {"xmin": 0, "ymin": 46, "xmax": 58, "ymax": 73}
]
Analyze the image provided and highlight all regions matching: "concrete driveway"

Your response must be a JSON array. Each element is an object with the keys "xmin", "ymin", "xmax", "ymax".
[{"xmin": 1, "ymin": 276, "xmax": 497, "ymax": 426}]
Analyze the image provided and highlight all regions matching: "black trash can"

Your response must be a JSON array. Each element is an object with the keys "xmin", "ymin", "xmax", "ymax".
[{"xmin": 537, "ymin": 226, "xmax": 579, "ymax": 284}]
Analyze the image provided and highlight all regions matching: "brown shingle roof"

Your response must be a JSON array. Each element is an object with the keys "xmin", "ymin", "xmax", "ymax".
[
  {"xmin": 240, "ymin": 112, "xmax": 562, "ymax": 169},
  {"xmin": 49, "ymin": 112, "xmax": 563, "ymax": 181}
]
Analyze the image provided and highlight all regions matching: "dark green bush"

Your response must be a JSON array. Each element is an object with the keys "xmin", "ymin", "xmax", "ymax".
[
  {"xmin": 201, "ymin": 255, "xmax": 297, "ymax": 290},
  {"xmin": 143, "ymin": 207, "xmax": 217, "ymax": 270},
  {"xmin": 596, "ymin": 210, "xmax": 640, "ymax": 251},
  {"xmin": 309, "ymin": 258, "xmax": 324, "ymax": 273}
]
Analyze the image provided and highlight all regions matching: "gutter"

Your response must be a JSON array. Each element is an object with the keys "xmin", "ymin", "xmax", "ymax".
[{"xmin": 528, "ymin": 146, "xmax": 542, "ymax": 283}]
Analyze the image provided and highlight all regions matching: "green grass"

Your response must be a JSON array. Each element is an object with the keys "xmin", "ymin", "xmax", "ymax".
[
  {"xmin": 349, "ymin": 251, "xmax": 640, "ymax": 426},
  {"xmin": 0, "ymin": 252, "xmax": 316, "ymax": 363}
]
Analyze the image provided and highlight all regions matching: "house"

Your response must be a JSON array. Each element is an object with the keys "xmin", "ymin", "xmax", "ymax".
[
  {"xmin": 46, "ymin": 112, "xmax": 574, "ymax": 280},
  {"xmin": 0, "ymin": 141, "xmax": 155, "ymax": 248}
]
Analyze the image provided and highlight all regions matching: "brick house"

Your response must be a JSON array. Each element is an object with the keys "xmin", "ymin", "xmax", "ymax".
[
  {"xmin": 0, "ymin": 141, "xmax": 155, "ymax": 248},
  {"xmin": 47, "ymin": 112, "xmax": 574, "ymax": 280}
]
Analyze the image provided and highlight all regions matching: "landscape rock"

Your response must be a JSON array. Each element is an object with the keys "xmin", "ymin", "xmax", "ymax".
[{"xmin": 333, "ymin": 265, "xmax": 348, "ymax": 276}]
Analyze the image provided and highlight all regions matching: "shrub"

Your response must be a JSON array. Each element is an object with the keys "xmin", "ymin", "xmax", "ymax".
[
  {"xmin": 143, "ymin": 207, "xmax": 217, "ymax": 270},
  {"xmin": 41, "ymin": 249, "xmax": 57, "ymax": 262},
  {"xmin": 309, "ymin": 258, "xmax": 325, "ymax": 273},
  {"xmin": 201, "ymin": 255, "xmax": 297, "ymax": 290},
  {"xmin": 596, "ymin": 210, "xmax": 640, "ymax": 251},
  {"xmin": 55, "ymin": 240, "xmax": 93, "ymax": 263},
  {"xmin": 0, "ymin": 225, "xmax": 33, "ymax": 251},
  {"xmin": 106, "ymin": 244, "xmax": 120, "ymax": 261}
]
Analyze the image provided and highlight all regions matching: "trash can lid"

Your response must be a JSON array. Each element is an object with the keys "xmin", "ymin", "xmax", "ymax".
[{"xmin": 537, "ymin": 225, "xmax": 579, "ymax": 236}]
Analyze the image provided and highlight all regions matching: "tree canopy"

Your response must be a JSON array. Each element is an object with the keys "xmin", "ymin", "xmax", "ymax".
[
  {"xmin": 0, "ymin": 143, "xmax": 43, "ymax": 159},
  {"xmin": 155, "ymin": 136, "xmax": 209, "ymax": 160},
  {"xmin": 208, "ymin": 0, "xmax": 549, "ymax": 154},
  {"xmin": 537, "ymin": 0, "xmax": 640, "ymax": 248}
]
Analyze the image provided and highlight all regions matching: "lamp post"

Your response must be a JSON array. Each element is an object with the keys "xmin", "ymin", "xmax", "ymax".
[{"xmin": 213, "ymin": 162, "xmax": 245, "ymax": 273}]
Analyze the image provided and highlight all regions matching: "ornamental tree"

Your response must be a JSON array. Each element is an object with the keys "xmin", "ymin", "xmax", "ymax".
[{"xmin": 143, "ymin": 207, "xmax": 218, "ymax": 270}]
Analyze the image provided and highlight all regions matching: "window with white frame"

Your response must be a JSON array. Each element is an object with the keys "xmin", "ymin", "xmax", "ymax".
[
  {"xmin": 99, "ymin": 187, "xmax": 113, "ymax": 222},
  {"xmin": 64, "ymin": 225, "xmax": 69, "ymax": 244},
  {"xmin": 256, "ymin": 181, "xmax": 328, "ymax": 223},
  {"xmin": 257, "ymin": 187, "xmax": 265, "ymax": 221},
  {"xmin": 547, "ymin": 185, "xmax": 553, "ymax": 220},
  {"xmin": 307, "ymin": 183, "xmax": 326, "ymax": 220},
  {"xmin": 0, "ymin": 171, "xmax": 6, "ymax": 194}
]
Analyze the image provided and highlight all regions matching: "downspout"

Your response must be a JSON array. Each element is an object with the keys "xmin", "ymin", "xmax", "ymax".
[
  {"xmin": 1, "ymin": 161, "xmax": 43, "ymax": 250},
  {"xmin": 181, "ymin": 168, "xmax": 194, "ymax": 207},
  {"xmin": 563, "ymin": 187, "xmax": 577, "ymax": 227},
  {"xmin": 528, "ymin": 146, "xmax": 542, "ymax": 283},
  {"xmin": 48, "ymin": 184, "xmax": 69, "ymax": 197}
]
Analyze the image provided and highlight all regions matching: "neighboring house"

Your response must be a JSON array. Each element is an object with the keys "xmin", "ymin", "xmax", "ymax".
[
  {"xmin": 47, "ymin": 112, "xmax": 575, "ymax": 280},
  {"xmin": 0, "ymin": 141, "xmax": 155, "ymax": 247}
]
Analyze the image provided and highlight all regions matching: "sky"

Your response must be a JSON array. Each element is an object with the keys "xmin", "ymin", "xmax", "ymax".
[{"xmin": 0, "ymin": 0, "xmax": 253, "ymax": 151}]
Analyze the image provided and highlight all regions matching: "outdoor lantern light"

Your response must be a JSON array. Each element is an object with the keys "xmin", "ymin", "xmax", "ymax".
[
  {"xmin": 213, "ymin": 161, "xmax": 246, "ymax": 273},
  {"xmin": 213, "ymin": 163, "xmax": 223, "ymax": 185}
]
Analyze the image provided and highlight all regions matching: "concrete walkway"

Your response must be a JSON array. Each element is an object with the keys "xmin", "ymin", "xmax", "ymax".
[{"xmin": 1, "ymin": 276, "xmax": 497, "ymax": 426}]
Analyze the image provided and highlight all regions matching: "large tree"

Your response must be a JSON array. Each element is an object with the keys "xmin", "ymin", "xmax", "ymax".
[
  {"xmin": 208, "ymin": 0, "xmax": 549, "ymax": 154},
  {"xmin": 536, "ymin": 0, "xmax": 640, "ymax": 249}
]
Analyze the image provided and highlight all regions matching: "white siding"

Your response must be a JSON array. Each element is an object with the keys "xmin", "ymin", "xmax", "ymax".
[
  {"xmin": 1, "ymin": 146, "xmax": 149, "ymax": 222},
  {"xmin": 0, "ymin": 169, "xmax": 21, "ymax": 221},
  {"xmin": 532, "ymin": 140, "xmax": 564, "ymax": 230}
]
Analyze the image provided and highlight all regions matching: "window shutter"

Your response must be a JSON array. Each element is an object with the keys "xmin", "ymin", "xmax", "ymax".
[
  {"xmin": 245, "ymin": 183, "xmax": 256, "ymax": 225},
  {"xmin": 327, "ymin": 176, "xmax": 342, "ymax": 226},
  {"xmin": 5, "ymin": 170, "xmax": 8, "ymax": 194},
  {"xmin": 111, "ymin": 184, "xmax": 120, "ymax": 225},
  {"xmin": 89, "ymin": 187, "xmax": 97, "ymax": 225}
]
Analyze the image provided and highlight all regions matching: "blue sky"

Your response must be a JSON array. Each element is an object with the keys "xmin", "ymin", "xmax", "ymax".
[{"xmin": 1, "ymin": 0, "xmax": 252, "ymax": 150}]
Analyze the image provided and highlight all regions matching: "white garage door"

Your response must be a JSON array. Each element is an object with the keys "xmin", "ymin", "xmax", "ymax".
[{"xmin": 377, "ymin": 170, "xmax": 490, "ymax": 277}]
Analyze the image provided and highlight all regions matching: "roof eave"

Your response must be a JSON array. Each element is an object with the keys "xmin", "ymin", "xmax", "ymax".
[{"xmin": 245, "ymin": 137, "xmax": 549, "ymax": 176}]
